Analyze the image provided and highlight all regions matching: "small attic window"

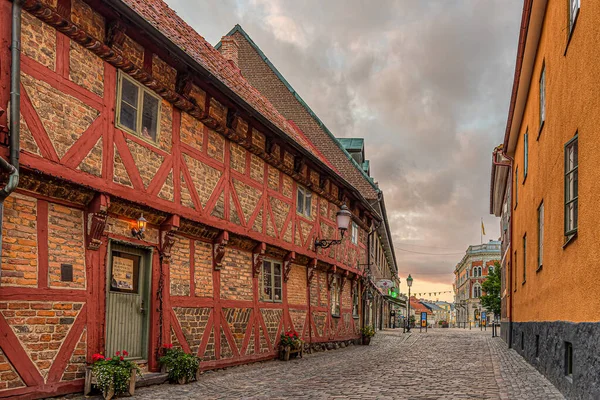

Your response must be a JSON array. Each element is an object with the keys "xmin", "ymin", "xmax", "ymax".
[{"xmin": 116, "ymin": 71, "xmax": 161, "ymax": 142}]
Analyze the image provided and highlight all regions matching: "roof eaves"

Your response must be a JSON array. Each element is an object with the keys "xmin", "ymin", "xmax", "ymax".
[{"xmin": 217, "ymin": 25, "xmax": 380, "ymax": 194}]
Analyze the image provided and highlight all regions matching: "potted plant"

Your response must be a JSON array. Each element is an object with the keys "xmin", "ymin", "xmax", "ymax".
[
  {"xmin": 279, "ymin": 330, "xmax": 303, "ymax": 361},
  {"xmin": 159, "ymin": 344, "xmax": 200, "ymax": 384},
  {"xmin": 85, "ymin": 350, "xmax": 140, "ymax": 400},
  {"xmin": 360, "ymin": 325, "xmax": 375, "ymax": 345}
]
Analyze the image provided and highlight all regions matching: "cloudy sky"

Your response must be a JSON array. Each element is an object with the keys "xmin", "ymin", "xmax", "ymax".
[{"xmin": 165, "ymin": 0, "xmax": 522, "ymax": 302}]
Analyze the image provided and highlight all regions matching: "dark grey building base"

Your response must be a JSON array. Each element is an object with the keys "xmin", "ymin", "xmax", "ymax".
[
  {"xmin": 511, "ymin": 321, "xmax": 600, "ymax": 400},
  {"xmin": 501, "ymin": 321, "xmax": 509, "ymax": 344}
]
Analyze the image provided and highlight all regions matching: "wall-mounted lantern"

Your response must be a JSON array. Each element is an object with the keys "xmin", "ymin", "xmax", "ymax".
[
  {"xmin": 314, "ymin": 204, "xmax": 352, "ymax": 249},
  {"xmin": 131, "ymin": 214, "xmax": 147, "ymax": 240}
]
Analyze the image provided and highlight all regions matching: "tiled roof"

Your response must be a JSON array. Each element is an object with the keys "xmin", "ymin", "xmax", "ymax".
[
  {"xmin": 216, "ymin": 25, "xmax": 380, "ymax": 200},
  {"xmin": 119, "ymin": 0, "xmax": 329, "ymax": 167}
]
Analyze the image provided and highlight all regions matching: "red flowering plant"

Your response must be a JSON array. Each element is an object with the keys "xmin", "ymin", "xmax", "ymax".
[
  {"xmin": 91, "ymin": 350, "xmax": 140, "ymax": 398},
  {"xmin": 159, "ymin": 344, "xmax": 200, "ymax": 384},
  {"xmin": 280, "ymin": 330, "xmax": 302, "ymax": 349}
]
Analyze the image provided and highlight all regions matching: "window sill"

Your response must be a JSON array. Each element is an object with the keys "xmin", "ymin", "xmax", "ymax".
[
  {"xmin": 352, "ymin": 315, "xmax": 359, "ymax": 319},
  {"xmin": 563, "ymin": 232, "xmax": 578, "ymax": 249},
  {"xmin": 537, "ymin": 121, "xmax": 545, "ymax": 140}
]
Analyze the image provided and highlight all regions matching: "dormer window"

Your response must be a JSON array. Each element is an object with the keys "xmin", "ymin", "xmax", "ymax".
[
  {"xmin": 296, "ymin": 185, "xmax": 312, "ymax": 218},
  {"xmin": 116, "ymin": 72, "xmax": 161, "ymax": 142}
]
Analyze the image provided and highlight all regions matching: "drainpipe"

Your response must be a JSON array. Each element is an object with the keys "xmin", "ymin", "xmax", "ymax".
[{"xmin": 0, "ymin": 0, "xmax": 23, "ymax": 270}]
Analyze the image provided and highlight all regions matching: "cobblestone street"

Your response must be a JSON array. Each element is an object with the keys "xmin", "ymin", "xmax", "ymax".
[{"xmin": 89, "ymin": 329, "xmax": 564, "ymax": 400}]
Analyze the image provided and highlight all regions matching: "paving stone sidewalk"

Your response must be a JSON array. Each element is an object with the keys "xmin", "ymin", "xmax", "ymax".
[{"xmin": 72, "ymin": 329, "xmax": 564, "ymax": 399}]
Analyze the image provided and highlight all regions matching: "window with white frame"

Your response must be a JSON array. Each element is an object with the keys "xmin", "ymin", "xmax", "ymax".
[
  {"xmin": 538, "ymin": 202, "xmax": 544, "ymax": 269},
  {"xmin": 351, "ymin": 222, "xmax": 358, "ymax": 244},
  {"xmin": 296, "ymin": 185, "xmax": 312, "ymax": 218},
  {"xmin": 564, "ymin": 136, "xmax": 578, "ymax": 237},
  {"xmin": 569, "ymin": 0, "xmax": 580, "ymax": 33},
  {"xmin": 473, "ymin": 284, "xmax": 481, "ymax": 298},
  {"xmin": 116, "ymin": 72, "xmax": 161, "ymax": 142},
  {"xmin": 331, "ymin": 276, "xmax": 341, "ymax": 316},
  {"xmin": 540, "ymin": 64, "xmax": 546, "ymax": 127},
  {"xmin": 261, "ymin": 260, "xmax": 282, "ymax": 302}
]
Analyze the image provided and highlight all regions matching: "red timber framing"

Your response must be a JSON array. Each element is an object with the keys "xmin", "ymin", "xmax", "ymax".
[{"xmin": 0, "ymin": 0, "xmax": 367, "ymax": 398}]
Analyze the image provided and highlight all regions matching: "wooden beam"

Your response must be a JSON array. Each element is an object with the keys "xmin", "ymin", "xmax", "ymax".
[
  {"xmin": 86, "ymin": 193, "xmax": 109, "ymax": 250},
  {"xmin": 213, "ymin": 230, "xmax": 229, "ymax": 270},
  {"xmin": 252, "ymin": 242, "xmax": 266, "ymax": 277}
]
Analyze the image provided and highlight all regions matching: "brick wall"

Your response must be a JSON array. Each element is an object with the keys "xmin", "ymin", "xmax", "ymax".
[
  {"xmin": 220, "ymin": 248, "xmax": 252, "ymax": 301},
  {"xmin": 48, "ymin": 203, "xmax": 86, "ymax": 289},
  {"xmin": 287, "ymin": 264, "xmax": 307, "ymax": 305},
  {"xmin": 21, "ymin": 11, "xmax": 55, "ymax": 71},
  {"xmin": 0, "ymin": 301, "xmax": 83, "ymax": 379},
  {"xmin": 194, "ymin": 241, "xmax": 213, "ymax": 298},
  {"xmin": 170, "ymin": 236, "xmax": 190, "ymax": 296},
  {"xmin": 1, "ymin": 193, "xmax": 38, "ymax": 287}
]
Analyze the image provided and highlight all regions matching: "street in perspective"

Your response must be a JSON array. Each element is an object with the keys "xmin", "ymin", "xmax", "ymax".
[{"xmin": 0, "ymin": 0, "xmax": 596, "ymax": 399}]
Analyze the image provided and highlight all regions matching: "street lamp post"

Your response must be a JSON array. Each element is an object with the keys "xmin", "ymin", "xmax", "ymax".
[{"xmin": 405, "ymin": 274, "xmax": 413, "ymax": 333}]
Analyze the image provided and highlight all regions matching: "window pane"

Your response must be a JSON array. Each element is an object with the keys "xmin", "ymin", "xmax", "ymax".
[
  {"xmin": 297, "ymin": 189, "xmax": 304, "ymax": 214},
  {"xmin": 120, "ymin": 103, "xmax": 137, "ymax": 132},
  {"xmin": 274, "ymin": 288, "xmax": 282, "ymax": 302},
  {"xmin": 141, "ymin": 93, "xmax": 159, "ymax": 141},
  {"xmin": 262, "ymin": 261, "xmax": 272, "ymax": 300},
  {"xmin": 121, "ymin": 78, "xmax": 139, "ymax": 106},
  {"xmin": 305, "ymin": 191, "xmax": 312, "ymax": 216}
]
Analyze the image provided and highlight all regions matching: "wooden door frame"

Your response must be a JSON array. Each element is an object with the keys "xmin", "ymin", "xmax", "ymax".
[{"xmin": 105, "ymin": 239, "xmax": 154, "ymax": 361}]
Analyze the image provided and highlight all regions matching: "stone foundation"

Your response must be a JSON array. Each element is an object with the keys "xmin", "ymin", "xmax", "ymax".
[{"xmin": 511, "ymin": 321, "xmax": 600, "ymax": 400}]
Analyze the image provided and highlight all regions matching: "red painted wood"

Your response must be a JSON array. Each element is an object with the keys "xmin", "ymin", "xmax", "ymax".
[
  {"xmin": 169, "ymin": 308, "xmax": 191, "ymax": 354},
  {"xmin": 36, "ymin": 200, "xmax": 49, "ymax": 289},
  {"xmin": 19, "ymin": 153, "xmax": 364, "ymax": 275},
  {"xmin": 170, "ymin": 296, "xmax": 213, "ymax": 308},
  {"xmin": 239, "ymin": 310, "xmax": 254, "ymax": 356},
  {"xmin": 229, "ymin": 181, "xmax": 246, "ymax": 227},
  {"xmin": 179, "ymin": 158, "xmax": 204, "ymax": 212},
  {"xmin": 172, "ymin": 109, "xmax": 181, "ymax": 204},
  {"xmin": 20, "ymin": 82, "xmax": 59, "ymax": 162},
  {"xmin": 181, "ymin": 143, "xmax": 224, "ymax": 171},
  {"xmin": 146, "ymin": 155, "xmax": 173, "ymax": 196},
  {"xmin": 0, "ymin": 380, "xmax": 84, "ymax": 400},
  {"xmin": 55, "ymin": 31, "xmax": 70, "ymax": 78},
  {"xmin": 149, "ymin": 248, "xmax": 163, "ymax": 371},
  {"xmin": 21, "ymin": 55, "xmax": 103, "ymax": 111},
  {"xmin": 258, "ymin": 317, "xmax": 272, "ymax": 351},
  {"xmin": 213, "ymin": 251, "xmax": 222, "ymax": 360},
  {"xmin": 112, "ymin": 129, "xmax": 145, "ymax": 190},
  {"xmin": 219, "ymin": 309, "xmax": 240, "ymax": 358},
  {"xmin": 103, "ymin": 64, "xmax": 116, "ymax": 181},
  {"xmin": 203, "ymin": 175, "xmax": 226, "ymax": 216},
  {"xmin": 61, "ymin": 116, "xmax": 104, "ymax": 167},
  {"xmin": 47, "ymin": 304, "xmax": 87, "ymax": 383},
  {"xmin": 0, "ymin": 313, "xmax": 44, "ymax": 386},
  {"xmin": 0, "ymin": 287, "xmax": 87, "ymax": 301},
  {"xmin": 196, "ymin": 310, "xmax": 214, "ymax": 358},
  {"xmin": 121, "ymin": 129, "xmax": 170, "ymax": 158}
]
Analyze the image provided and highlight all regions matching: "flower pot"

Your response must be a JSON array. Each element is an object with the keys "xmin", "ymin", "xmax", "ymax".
[
  {"xmin": 362, "ymin": 336, "xmax": 372, "ymax": 345},
  {"xmin": 84, "ymin": 366, "xmax": 136, "ymax": 398}
]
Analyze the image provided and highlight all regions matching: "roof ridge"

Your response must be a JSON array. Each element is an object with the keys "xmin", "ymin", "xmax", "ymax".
[{"xmin": 216, "ymin": 24, "xmax": 380, "ymax": 193}]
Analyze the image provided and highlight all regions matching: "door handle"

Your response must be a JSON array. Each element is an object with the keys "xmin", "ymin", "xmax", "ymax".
[{"xmin": 140, "ymin": 300, "xmax": 146, "ymax": 314}]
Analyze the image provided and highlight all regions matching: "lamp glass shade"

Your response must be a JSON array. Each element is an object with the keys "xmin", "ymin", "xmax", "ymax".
[
  {"xmin": 137, "ymin": 214, "xmax": 147, "ymax": 231},
  {"xmin": 336, "ymin": 204, "xmax": 352, "ymax": 233},
  {"xmin": 406, "ymin": 274, "xmax": 413, "ymax": 288}
]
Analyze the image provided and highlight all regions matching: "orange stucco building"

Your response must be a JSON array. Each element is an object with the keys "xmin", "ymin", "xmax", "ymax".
[{"xmin": 490, "ymin": 0, "xmax": 600, "ymax": 398}]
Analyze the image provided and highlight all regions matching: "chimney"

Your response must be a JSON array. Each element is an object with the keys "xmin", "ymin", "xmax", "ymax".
[{"xmin": 220, "ymin": 36, "xmax": 239, "ymax": 68}]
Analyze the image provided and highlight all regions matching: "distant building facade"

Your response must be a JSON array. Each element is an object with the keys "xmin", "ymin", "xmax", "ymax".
[{"xmin": 453, "ymin": 241, "xmax": 500, "ymax": 327}]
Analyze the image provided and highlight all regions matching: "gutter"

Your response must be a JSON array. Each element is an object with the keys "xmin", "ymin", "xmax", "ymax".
[{"xmin": 0, "ymin": 0, "xmax": 22, "ymax": 268}]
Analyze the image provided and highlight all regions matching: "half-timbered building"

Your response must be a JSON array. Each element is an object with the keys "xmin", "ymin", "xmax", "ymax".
[{"xmin": 0, "ymin": 0, "xmax": 389, "ymax": 398}]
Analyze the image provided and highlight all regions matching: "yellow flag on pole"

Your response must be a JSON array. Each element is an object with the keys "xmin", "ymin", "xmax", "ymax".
[{"xmin": 481, "ymin": 219, "xmax": 486, "ymax": 236}]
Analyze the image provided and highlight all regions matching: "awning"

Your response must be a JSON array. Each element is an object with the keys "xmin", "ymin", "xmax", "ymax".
[{"xmin": 384, "ymin": 295, "xmax": 406, "ymax": 307}]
